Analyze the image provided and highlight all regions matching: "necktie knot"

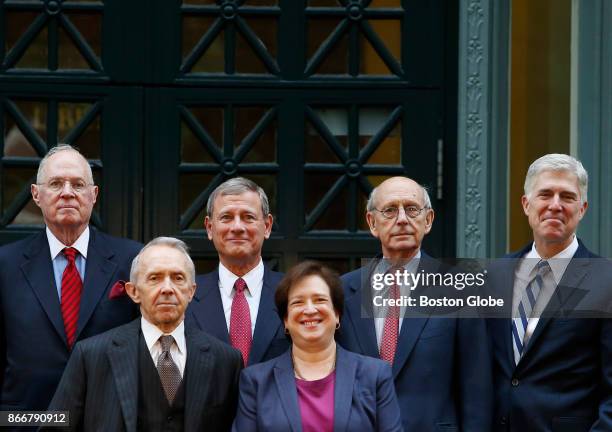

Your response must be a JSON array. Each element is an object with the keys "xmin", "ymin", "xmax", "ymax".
[
  {"xmin": 536, "ymin": 260, "xmax": 551, "ymax": 276},
  {"xmin": 159, "ymin": 335, "xmax": 174, "ymax": 352},
  {"xmin": 234, "ymin": 278, "xmax": 247, "ymax": 294},
  {"xmin": 63, "ymin": 247, "xmax": 78, "ymax": 264}
]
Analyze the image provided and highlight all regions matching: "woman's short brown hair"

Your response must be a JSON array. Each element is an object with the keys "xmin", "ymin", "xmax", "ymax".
[{"xmin": 275, "ymin": 260, "xmax": 344, "ymax": 322}]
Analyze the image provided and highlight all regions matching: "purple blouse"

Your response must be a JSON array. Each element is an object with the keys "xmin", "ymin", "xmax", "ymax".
[{"xmin": 295, "ymin": 370, "xmax": 336, "ymax": 432}]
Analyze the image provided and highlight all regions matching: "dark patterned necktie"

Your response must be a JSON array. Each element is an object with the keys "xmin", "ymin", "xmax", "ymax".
[
  {"xmin": 157, "ymin": 335, "xmax": 181, "ymax": 404},
  {"xmin": 61, "ymin": 247, "xmax": 82, "ymax": 349},
  {"xmin": 230, "ymin": 278, "xmax": 252, "ymax": 365}
]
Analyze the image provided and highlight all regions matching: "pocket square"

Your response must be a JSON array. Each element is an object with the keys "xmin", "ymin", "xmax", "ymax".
[{"xmin": 109, "ymin": 280, "xmax": 127, "ymax": 299}]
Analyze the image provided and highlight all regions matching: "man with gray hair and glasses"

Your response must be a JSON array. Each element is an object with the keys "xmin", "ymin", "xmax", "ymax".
[
  {"xmin": 487, "ymin": 154, "xmax": 612, "ymax": 431},
  {"xmin": 186, "ymin": 177, "xmax": 289, "ymax": 366},
  {"xmin": 337, "ymin": 176, "xmax": 493, "ymax": 431},
  {"xmin": 47, "ymin": 237, "xmax": 242, "ymax": 431},
  {"xmin": 0, "ymin": 145, "xmax": 141, "ymax": 416}
]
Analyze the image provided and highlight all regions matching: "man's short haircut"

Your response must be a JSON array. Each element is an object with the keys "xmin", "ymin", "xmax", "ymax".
[
  {"xmin": 524, "ymin": 153, "xmax": 588, "ymax": 204},
  {"xmin": 206, "ymin": 177, "xmax": 270, "ymax": 217},
  {"xmin": 275, "ymin": 260, "xmax": 344, "ymax": 323},
  {"xmin": 130, "ymin": 237, "xmax": 195, "ymax": 284},
  {"xmin": 366, "ymin": 179, "xmax": 432, "ymax": 212},
  {"xmin": 36, "ymin": 144, "xmax": 94, "ymax": 184}
]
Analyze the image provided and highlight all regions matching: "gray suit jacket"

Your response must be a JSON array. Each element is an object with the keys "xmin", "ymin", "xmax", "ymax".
[{"xmin": 45, "ymin": 318, "xmax": 243, "ymax": 432}]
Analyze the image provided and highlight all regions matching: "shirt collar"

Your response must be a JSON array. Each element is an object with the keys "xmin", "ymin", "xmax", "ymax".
[
  {"xmin": 218, "ymin": 259, "xmax": 264, "ymax": 298},
  {"xmin": 46, "ymin": 226, "xmax": 90, "ymax": 260},
  {"xmin": 525, "ymin": 235, "xmax": 579, "ymax": 283},
  {"xmin": 141, "ymin": 316, "xmax": 186, "ymax": 355},
  {"xmin": 377, "ymin": 250, "xmax": 422, "ymax": 274}
]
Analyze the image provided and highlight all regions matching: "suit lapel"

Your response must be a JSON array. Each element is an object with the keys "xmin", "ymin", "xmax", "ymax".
[
  {"xmin": 391, "ymin": 255, "xmax": 441, "ymax": 377},
  {"xmin": 250, "ymin": 268, "xmax": 280, "ymax": 365},
  {"xmin": 107, "ymin": 319, "xmax": 140, "ymax": 432},
  {"xmin": 273, "ymin": 351, "xmax": 302, "ymax": 432},
  {"xmin": 333, "ymin": 347, "xmax": 356, "ymax": 432},
  {"xmin": 77, "ymin": 229, "xmax": 118, "ymax": 340},
  {"xmin": 344, "ymin": 268, "xmax": 379, "ymax": 358},
  {"xmin": 191, "ymin": 270, "xmax": 230, "ymax": 343},
  {"xmin": 21, "ymin": 232, "xmax": 66, "ymax": 345},
  {"xmin": 496, "ymin": 259, "xmax": 520, "ymax": 371},
  {"xmin": 184, "ymin": 327, "xmax": 213, "ymax": 431}
]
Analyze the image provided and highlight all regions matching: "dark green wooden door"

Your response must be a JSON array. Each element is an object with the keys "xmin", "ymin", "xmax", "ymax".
[{"xmin": 0, "ymin": 0, "xmax": 457, "ymax": 273}]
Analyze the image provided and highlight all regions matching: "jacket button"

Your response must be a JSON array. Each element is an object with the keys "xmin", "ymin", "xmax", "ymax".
[{"xmin": 511, "ymin": 378, "xmax": 519, "ymax": 386}]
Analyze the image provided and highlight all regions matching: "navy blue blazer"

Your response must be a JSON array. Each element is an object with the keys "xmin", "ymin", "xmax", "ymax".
[
  {"xmin": 186, "ymin": 266, "xmax": 290, "ymax": 366},
  {"xmin": 0, "ymin": 228, "xmax": 142, "ymax": 413},
  {"xmin": 487, "ymin": 240, "xmax": 612, "ymax": 431},
  {"xmin": 232, "ymin": 345, "xmax": 402, "ymax": 432},
  {"xmin": 337, "ymin": 252, "xmax": 493, "ymax": 431}
]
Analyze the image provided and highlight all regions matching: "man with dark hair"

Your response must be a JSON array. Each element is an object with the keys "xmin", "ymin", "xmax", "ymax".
[
  {"xmin": 47, "ymin": 237, "xmax": 242, "ymax": 431},
  {"xmin": 0, "ymin": 145, "xmax": 141, "ymax": 414},
  {"xmin": 488, "ymin": 154, "xmax": 612, "ymax": 431},
  {"xmin": 337, "ymin": 176, "xmax": 493, "ymax": 431},
  {"xmin": 186, "ymin": 177, "xmax": 289, "ymax": 366}
]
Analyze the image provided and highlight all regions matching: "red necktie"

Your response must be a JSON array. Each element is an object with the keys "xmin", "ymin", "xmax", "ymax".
[
  {"xmin": 229, "ymin": 278, "xmax": 252, "ymax": 365},
  {"xmin": 380, "ymin": 282, "xmax": 400, "ymax": 364},
  {"xmin": 61, "ymin": 247, "xmax": 82, "ymax": 349}
]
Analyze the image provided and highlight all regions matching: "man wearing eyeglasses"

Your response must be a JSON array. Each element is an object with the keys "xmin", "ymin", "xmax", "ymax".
[
  {"xmin": 0, "ymin": 145, "xmax": 142, "ymax": 418},
  {"xmin": 337, "ymin": 176, "xmax": 493, "ymax": 431}
]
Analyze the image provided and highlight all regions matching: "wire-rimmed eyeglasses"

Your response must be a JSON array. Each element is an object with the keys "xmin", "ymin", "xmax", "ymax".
[
  {"xmin": 372, "ymin": 205, "xmax": 429, "ymax": 219},
  {"xmin": 36, "ymin": 178, "xmax": 94, "ymax": 194}
]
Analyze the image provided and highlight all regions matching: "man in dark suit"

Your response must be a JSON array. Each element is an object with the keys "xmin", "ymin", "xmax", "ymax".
[
  {"xmin": 488, "ymin": 154, "xmax": 612, "ymax": 431},
  {"xmin": 187, "ymin": 177, "xmax": 289, "ymax": 365},
  {"xmin": 337, "ymin": 176, "xmax": 493, "ymax": 431},
  {"xmin": 0, "ymin": 145, "xmax": 141, "ymax": 414},
  {"xmin": 47, "ymin": 237, "xmax": 242, "ymax": 431}
]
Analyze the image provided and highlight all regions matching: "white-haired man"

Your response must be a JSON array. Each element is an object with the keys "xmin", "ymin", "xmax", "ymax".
[
  {"xmin": 0, "ymin": 145, "xmax": 142, "ymax": 416},
  {"xmin": 488, "ymin": 154, "xmax": 612, "ymax": 431},
  {"xmin": 47, "ymin": 237, "xmax": 242, "ymax": 431}
]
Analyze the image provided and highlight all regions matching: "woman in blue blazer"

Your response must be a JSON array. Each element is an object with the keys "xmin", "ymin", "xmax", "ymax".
[{"xmin": 233, "ymin": 261, "xmax": 402, "ymax": 432}]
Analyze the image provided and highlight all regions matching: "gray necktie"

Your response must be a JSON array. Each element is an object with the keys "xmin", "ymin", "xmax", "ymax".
[{"xmin": 157, "ymin": 335, "xmax": 181, "ymax": 404}]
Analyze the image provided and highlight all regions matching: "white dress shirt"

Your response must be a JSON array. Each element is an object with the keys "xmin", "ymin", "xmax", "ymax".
[
  {"xmin": 218, "ymin": 259, "xmax": 264, "ymax": 336},
  {"xmin": 141, "ymin": 316, "xmax": 187, "ymax": 377},
  {"xmin": 512, "ymin": 236, "xmax": 578, "ymax": 347},
  {"xmin": 372, "ymin": 251, "xmax": 421, "ymax": 350},
  {"xmin": 46, "ymin": 226, "xmax": 89, "ymax": 299}
]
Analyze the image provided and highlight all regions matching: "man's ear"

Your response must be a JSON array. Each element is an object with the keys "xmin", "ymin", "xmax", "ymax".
[
  {"xmin": 264, "ymin": 213, "xmax": 273, "ymax": 239},
  {"xmin": 31, "ymin": 184, "xmax": 41, "ymax": 207},
  {"xmin": 204, "ymin": 216, "xmax": 213, "ymax": 240},
  {"xmin": 125, "ymin": 282, "xmax": 140, "ymax": 304},
  {"xmin": 521, "ymin": 195, "xmax": 530, "ymax": 216},
  {"xmin": 187, "ymin": 283, "xmax": 196, "ymax": 302},
  {"xmin": 424, "ymin": 208, "xmax": 435, "ymax": 234},
  {"xmin": 366, "ymin": 212, "xmax": 379, "ymax": 238}
]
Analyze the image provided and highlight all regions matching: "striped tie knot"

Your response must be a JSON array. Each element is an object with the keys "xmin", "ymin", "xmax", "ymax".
[
  {"xmin": 63, "ymin": 247, "xmax": 78, "ymax": 263},
  {"xmin": 536, "ymin": 260, "xmax": 551, "ymax": 275}
]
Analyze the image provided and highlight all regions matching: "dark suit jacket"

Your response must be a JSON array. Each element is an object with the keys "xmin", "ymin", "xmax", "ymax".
[
  {"xmin": 337, "ymin": 252, "xmax": 493, "ymax": 431},
  {"xmin": 487, "ymin": 241, "xmax": 612, "ymax": 431},
  {"xmin": 45, "ymin": 318, "xmax": 243, "ymax": 432},
  {"xmin": 232, "ymin": 345, "xmax": 402, "ymax": 432},
  {"xmin": 186, "ymin": 266, "xmax": 290, "ymax": 365},
  {"xmin": 0, "ymin": 228, "xmax": 141, "ymax": 412}
]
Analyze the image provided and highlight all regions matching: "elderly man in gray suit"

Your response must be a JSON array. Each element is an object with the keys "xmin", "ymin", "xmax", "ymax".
[{"xmin": 46, "ymin": 237, "xmax": 243, "ymax": 431}]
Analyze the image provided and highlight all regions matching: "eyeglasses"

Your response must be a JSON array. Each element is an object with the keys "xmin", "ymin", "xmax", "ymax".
[
  {"xmin": 37, "ymin": 178, "xmax": 93, "ymax": 194},
  {"xmin": 372, "ymin": 205, "xmax": 429, "ymax": 219}
]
